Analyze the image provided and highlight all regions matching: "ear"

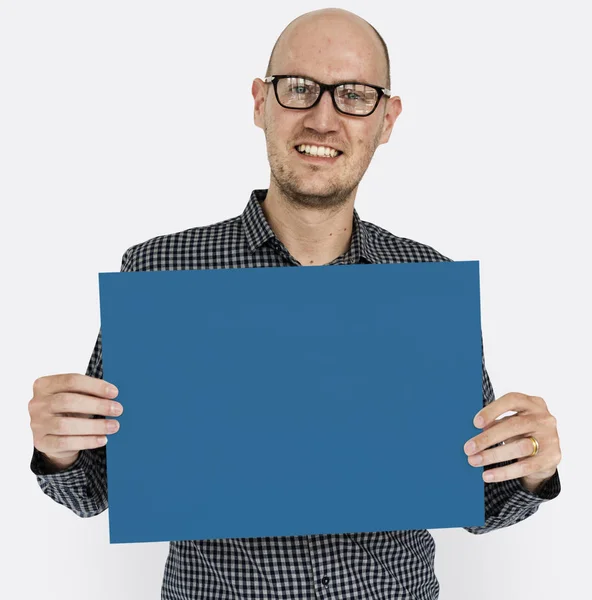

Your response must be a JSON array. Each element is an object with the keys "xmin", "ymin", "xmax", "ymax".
[
  {"xmin": 252, "ymin": 78, "xmax": 267, "ymax": 130},
  {"xmin": 378, "ymin": 96, "xmax": 402, "ymax": 146}
]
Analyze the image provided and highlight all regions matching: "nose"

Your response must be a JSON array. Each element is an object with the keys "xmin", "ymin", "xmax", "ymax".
[{"xmin": 303, "ymin": 89, "xmax": 341, "ymax": 132}]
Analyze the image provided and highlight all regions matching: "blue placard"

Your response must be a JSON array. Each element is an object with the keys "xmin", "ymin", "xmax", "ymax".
[{"xmin": 98, "ymin": 261, "xmax": 485, "ymax": 544}]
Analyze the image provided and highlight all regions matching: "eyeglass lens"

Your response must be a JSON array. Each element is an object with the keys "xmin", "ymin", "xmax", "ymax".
[{"xmin": 276, "ymin": 76, "xmax": 379, "ymax": 115}]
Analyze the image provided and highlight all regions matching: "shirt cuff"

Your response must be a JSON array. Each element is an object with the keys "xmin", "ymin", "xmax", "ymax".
[
  {"xmin": 516, "ymin": 468, "xmax": 561, "ymax": 502},
  {"xmin": 30, "ymin": 447, "xmax": 90, "ymax": 479}
]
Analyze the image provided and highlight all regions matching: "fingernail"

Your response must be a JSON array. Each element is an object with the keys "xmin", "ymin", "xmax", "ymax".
[
  {"xmin": 474, "ymin": 415, "xmax": 484, "ymax": 428},
  {"xmin": 106, "ymin": 385, "xmax": 118, "ymax": 398}
]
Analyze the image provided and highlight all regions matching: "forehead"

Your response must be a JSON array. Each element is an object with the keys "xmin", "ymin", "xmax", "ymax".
[{"xmin": 275, "ymin": 21, "xmax": 384, "ymax": 85}]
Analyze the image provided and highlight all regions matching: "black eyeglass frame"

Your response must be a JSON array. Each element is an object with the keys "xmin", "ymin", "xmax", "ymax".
[{"xmin": 264, "ymin": 74, "xmax": 391, "ymax": 117}]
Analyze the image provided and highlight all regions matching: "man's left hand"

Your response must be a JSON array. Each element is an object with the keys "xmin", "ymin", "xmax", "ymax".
[{"xmin": 464, "ymin": 392, "xmax": 562, "ymax": 494}]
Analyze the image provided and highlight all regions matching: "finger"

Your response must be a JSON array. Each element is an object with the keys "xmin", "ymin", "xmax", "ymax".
[
  {"xmin": 46, "ymin": 415, "xmax": 120, "ymax": 437},
  {"xmin": 39, "ymin": 434, "xmax": 110, "ymax": 454},
  {"xmin": 475, "ymin": 392, "xmax": 538, "ymax": 427},
  {"xmin": 483, "ymin": 413, "xmax": 518, "ymax": 433},
  {"xmin": 34, "ymin": 373, "xmax": 118, "ymax": 399},
  {"xmin": 481, "ymin": 418, "xmax": 502, "ymax": 432},
  {"xmin": 47, "ymin": 392, "xmax": 123, "ymax": 418},
  {"xmin": 468, "ymin": 436, "xmax": 536, "ymax": 468},
  {"xmin": 465, "ymin": 414, "xmax": 538, "ymax": 455},
  {"xmin": 481, "ymin": 456, "xmax": 546, "ymax": 483}
]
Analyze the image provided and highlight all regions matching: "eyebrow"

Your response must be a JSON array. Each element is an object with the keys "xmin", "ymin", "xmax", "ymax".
[{"xmin": 283, "ymin": 73, "xmax": 375, "ymax": 86}]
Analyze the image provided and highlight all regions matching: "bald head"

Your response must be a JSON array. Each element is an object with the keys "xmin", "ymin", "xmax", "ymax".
[{"xmin": 265, "ymin": 9, "xmax": 391, "ymax": 90}]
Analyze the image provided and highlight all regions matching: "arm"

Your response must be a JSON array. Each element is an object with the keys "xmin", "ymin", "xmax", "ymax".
[
  {"xmin": 30, "ymin": 246, "xmax": 136, "ymax": 517},
  {"xmin": 30, "ymin": 331, "xmax": 109, "ymax": 517},
  {"xmin": 463, "ymin": 351, "xmax": 561, "ymax": 535}
]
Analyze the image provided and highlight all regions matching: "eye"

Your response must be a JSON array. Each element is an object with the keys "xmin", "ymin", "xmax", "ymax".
[{"xmin": 338, "ymin": 86, "xmax": 366, "ymax": 102}]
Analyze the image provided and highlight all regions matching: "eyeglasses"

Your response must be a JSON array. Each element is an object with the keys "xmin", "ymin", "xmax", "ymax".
[{"xmin": 264, "ymin": 75, "xmax": 391, "ymax": 117}]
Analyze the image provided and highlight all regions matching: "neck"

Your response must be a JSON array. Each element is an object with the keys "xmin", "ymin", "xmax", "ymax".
[{"xmin": 261, "ymin": 182, "xmax": 358, "ymax": 266}]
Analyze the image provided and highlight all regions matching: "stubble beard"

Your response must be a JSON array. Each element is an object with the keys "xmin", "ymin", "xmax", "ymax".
[{"xmin": 265, "ymin": 128, "xmax": 381, "ymax": 211}]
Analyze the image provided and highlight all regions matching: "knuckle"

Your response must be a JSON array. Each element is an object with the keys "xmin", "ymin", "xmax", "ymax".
[
  {"xmin": 96, "ymin": 400, "xmax": 109, "ymax": 416},
  {"xmin": 511, "ymin": 416, "xmax": 526, "ymax": 436},
  {"xmin": 32, "ymin": 377, "xmax": 46, "ymax": 395},
  {"xmin": 27, "ymin": 397, "xmax": 37, "ymax": 416},
  {"xmin": 489, "ymin": 448, "xmax": 500, "ymax": 465},
  {"xmin": 47, "ymin": 395, "xmax": 62, "ymax": 415},
  {"xmin": 55, "ymin": 417, "xmax": 69, "ymax": 435},
  {"xmin": 30, "ymin": 417, "xmax": 41, "ymax": 434},
  {"xmin": 62, "ymin": 374, "xmax": 77, "ymax": 390},
  {"xmin": 54, "ymin": 436, "xmax": 68, "ymax": 451},
  {"xmin": 54, "ymin": 392, "xmax": 73, "ymax": 414}
]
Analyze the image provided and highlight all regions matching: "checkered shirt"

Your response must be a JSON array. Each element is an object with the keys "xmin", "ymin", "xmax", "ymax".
[{"xmin": 31, "ymin": 189, "xmax": 561, "ymax": 599}]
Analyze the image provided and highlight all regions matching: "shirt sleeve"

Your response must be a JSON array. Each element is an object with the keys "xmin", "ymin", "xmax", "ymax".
[
  {"xmin": 463, "ymin": 346, "xmax": 561, "ymax": 535},
  {"xmin": 30, "ymin": 246, "xmax": 137, "ymax": 518}
]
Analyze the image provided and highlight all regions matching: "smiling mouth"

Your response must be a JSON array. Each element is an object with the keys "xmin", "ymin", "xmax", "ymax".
[{"xmin": 294, "ymin": 145, "xmax": 343, "ymax": 160}]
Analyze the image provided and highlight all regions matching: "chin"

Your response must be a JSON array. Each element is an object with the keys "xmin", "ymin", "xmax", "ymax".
[
  {"xmin": 290, "ymin": 178, "xmax": 341, "ymax": 196},
  {"xmin": 284, "ymin": 182, "xmax": 352, "ymax": 209}
]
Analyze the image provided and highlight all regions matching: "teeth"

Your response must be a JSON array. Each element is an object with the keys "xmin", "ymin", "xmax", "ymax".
[{"xmin": 297, "ymin": 144, "xmax": 339, "ymax": 158}]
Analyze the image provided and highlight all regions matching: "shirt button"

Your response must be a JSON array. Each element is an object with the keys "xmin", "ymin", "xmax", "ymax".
[{"xmin": 321, "ymin": 577, "xmax": 330, "ymax": 586}]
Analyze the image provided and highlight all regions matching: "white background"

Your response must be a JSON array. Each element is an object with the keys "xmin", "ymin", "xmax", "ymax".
[{"xmin": 1, "ymin": 1, "xmax": 590, "ymax": 598}]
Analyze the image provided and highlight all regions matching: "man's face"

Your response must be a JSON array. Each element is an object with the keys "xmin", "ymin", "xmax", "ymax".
[{"xmin": 253, "ymin": 20, "xmax": 401, "ymax": 210}]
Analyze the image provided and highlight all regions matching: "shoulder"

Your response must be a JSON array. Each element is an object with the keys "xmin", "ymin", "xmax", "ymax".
[
  {"xmin": 119, "ymin": 214, "xmax": 243, "ymax": 271},
  {"xmin": 361, "ymin": 219, "xmax": 453, "ymax": 264}
]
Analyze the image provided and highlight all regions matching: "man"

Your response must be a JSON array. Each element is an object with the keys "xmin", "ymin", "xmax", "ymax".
[{"xmin": 28, "ymin": 8, "xmax": 561, "ymax": 600}]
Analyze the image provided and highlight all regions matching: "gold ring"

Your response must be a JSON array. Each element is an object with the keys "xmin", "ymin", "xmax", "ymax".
[{"xmin": 528, "ymin": 436, "xmax": 539, "ymax": 456}]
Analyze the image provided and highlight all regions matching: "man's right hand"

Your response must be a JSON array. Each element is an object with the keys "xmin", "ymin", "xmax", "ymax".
[{"xmin": 28, "ymin": 374, "xmax": 123, "ymax": 471}]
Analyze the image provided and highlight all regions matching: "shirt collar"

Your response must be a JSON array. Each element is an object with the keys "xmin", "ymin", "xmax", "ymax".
[{"xmin": 242, "ymin": 189, "xmax": 376, "ymax": 264}]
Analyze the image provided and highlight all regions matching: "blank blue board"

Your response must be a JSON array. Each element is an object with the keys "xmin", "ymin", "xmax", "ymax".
[{"xmin": 98, "ymin": 261, "xmax": 485, "ymax": 544}]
